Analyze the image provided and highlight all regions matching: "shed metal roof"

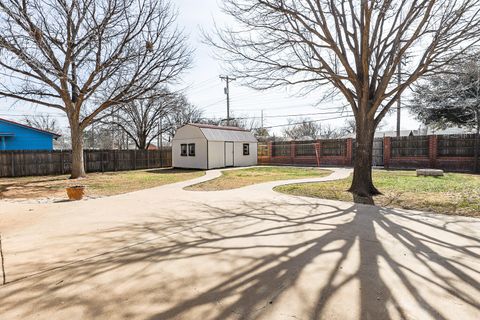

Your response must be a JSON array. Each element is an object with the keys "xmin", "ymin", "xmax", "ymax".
[
  {"xmin": 185, "ymin": 124, "xmax": 257, "ymax": 142},
  {"xmin": 200, "ymin": 128, "xmax": 257, "ymax": 142},
  {"xmin": 189, "ymin": 123, "xmax": 249, "ymax": 132}
]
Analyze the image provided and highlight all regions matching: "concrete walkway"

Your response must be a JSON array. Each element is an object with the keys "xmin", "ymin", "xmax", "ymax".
[{"xmin": 0, "ymin": 167, "xmax": 479, "ymax": 320}]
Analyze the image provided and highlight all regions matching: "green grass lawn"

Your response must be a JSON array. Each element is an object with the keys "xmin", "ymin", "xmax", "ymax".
[
  {"xmin": 0, "ymin": 168, "xmax": 205, "ymax": 200},
  {"xmin": 275, "ymin": 170, "xmax": 480, "ymax": 216},
  {"xmin": 186, "ymin": 166, "xmax": 332, "ymax": 191}
]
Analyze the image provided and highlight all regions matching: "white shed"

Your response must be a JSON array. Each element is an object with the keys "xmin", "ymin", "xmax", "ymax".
[{"xmin": 172, "ymin": 124, "xmax": 258, "ymax": 169}]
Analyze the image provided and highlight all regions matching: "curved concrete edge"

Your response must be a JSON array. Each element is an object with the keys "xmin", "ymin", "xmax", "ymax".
[
  {"xmin": 254, "ymin": 167, "xmax": 351, "ymax": 190},
  {"xmin": 179, "ymin": 167, "xmax": 352, "ymax": 194},
  {"xmin": 0, "ymin": 166, "xmax": 349, "ymax": 208}
]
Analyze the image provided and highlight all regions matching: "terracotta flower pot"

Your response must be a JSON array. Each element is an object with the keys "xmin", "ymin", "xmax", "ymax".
[{"xmin": 66, "ymin": 186, "xmax": 86, "ymax": 201}]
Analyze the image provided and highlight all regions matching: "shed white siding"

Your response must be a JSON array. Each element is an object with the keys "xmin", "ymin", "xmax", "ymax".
[
  {"xmin": 172, "ymin": 138, "xmax": 207, "ymax": 169},
  {"xmin": 234, "ymin": 141, "xmax": 257, "ymax": 167},
  {"xmin": 172, "ymin": 124, "xmax": 258, "ymax": 169},
  {"xmin": 172, "ymin": 125, "xmax": 208, "ymax": 169}
]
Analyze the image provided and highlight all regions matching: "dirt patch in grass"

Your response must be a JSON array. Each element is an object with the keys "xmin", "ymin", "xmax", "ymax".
[
  {"xmin": 186, "ymin": 166, "xmax": 332, "ymax": 191},
  {"xmin": 0, "ymin": 168, "xmax": 205, "ymax": 201},
  {"xmin": 275, "ymin": 170, "xmax": 480, "ymax": 217}
]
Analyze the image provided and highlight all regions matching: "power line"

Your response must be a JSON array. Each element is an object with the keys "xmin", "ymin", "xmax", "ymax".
[
  {"xmin": 0, "ymin": 113, "xmax": 67, "ymax": 118},
  {"xmin": 198, "ymin": 98, "xmax": 226, "ymax": 109},
  {"xmin": 263, "ymin": 115, "xmax": 354, "ymax": 129},
  {"xmin": 200, "ymin": 109, "xmax": 354, "ymax": 121}
]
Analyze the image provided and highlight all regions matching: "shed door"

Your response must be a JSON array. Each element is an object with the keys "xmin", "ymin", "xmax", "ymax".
[{"xmin": 225, "ymin": 142, "xmax": 234, "ymax": 167}]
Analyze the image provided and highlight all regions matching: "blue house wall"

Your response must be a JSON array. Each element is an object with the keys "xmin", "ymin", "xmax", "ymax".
[{"xmin": 0, "ymin": 119, "xmax": 57, "ymax": 151}]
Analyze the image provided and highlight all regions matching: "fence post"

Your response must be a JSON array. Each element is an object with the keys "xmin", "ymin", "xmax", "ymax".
[
  {"xmin": 133, "ymin": 150, "xmax": 137, "ymax": 170},
  {"xmin": 114, "ymin": 150, "xmax": 117, "ymax": 171},
  {"xmin": 314, "ymin": 141, "xmax": 321, "ymax": 167},
  {"xmin": 383, "ymin": 137, "xmax": 391, "ymax": 169},
  {"xmin": 160, "ymin": 149, "xmax": 163, "ymax": 168},
  {"xmin": 83, "ymin": 150, "xmax": 87, "ymax": 173},
  {"xmin": 35, "ymin": 152, "xmax": 40, "ymax": 176},
  {"xmin": 319, "ymin": 140, "xmax": 322, "ymax": 165},
  {"xmin": 268, "ymin": 142, "xmax": 273, "ymax": 161},
  {"xmin": 61, "ymin": 151, "xmax": 65, "ymax": 174},
  {"xmin": 474, "ymin": 133, "xmax": 479, "ymax": 173},
  {"xmin": 10, "ymin": 152, "xmax": 14, "ymax": 177},
  {"xmin": 147, "ymin": 150, "xmax": 150, "ymax": 169},
  {"xmin": 429, "ymin": 135, "xmax": 437, "ymax": 168}
]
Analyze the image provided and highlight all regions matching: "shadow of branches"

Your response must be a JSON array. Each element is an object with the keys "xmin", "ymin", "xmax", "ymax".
[{"xmin": 0, "ymin": 198, "xmax": 479, "ymax": 319}]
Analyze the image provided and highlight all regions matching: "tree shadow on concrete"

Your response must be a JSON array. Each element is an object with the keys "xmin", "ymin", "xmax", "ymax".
[{"xmin": 0, "ymin": 199, "xmax": 479, "ymax": 319}]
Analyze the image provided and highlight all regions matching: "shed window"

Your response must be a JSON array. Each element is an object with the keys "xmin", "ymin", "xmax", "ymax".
[
  {"xmin": 243, "ymin": 143, "xmax": 250, "ymax": 155},
  {"xmin": 188, "ymin": 143, "xmax": 196, "ymax": 156},
  {"xmin": 181, "ymin": 144, "xmax": 187, "ymax": 156}
]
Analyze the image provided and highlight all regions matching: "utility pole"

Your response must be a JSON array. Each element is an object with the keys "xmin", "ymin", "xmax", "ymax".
[
  {"xmin": 396, "ymin": 61, "xmax": 401, "ymax": 137},
  {"xmin": 220, "ymin": 75, "xmax": 236, "ymax": 126},
  {"xmin": 261, "ymin": 110, "xmax": 264, "ymax": 129}
]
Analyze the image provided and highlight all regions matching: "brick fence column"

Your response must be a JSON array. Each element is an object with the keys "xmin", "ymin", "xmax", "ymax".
[
  {"xmin": 317, "ymin": 140, "xmax": 322, "ymax": 167},
  {"xmin": 290, "ymin": 142, "xmax": 296, "ymax": 165},
  {"xmin": 346, "ymin": 138, "xmax": 353, "ymax": 166},
  {"xmin": 429, "ymin": 135, "xmax": 437, "ymax": 168},
  {"xmin": 383, "ymin": 137, "xmax": 391, "ymax": 169},
  {"xmin": 268, "ymin": 142, "xmax": 273, "ymax": 162}
]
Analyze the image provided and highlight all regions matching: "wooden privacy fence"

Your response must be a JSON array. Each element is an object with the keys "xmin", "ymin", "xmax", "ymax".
[
  {"xmin": 0, "ymin": 148, "xmax": 172, "ymax": 177},
  {"xmin": 258, "ymin": 134, "xmax": 479, "ymax": 173},
  {"xmin": 384, "ymin": 134, "xmax": 479, "ymax": 172}
]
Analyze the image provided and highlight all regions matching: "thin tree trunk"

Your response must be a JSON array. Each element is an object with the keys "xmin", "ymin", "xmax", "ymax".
[
  {"xmin": 348, "ymin": 118, "xmax": 381, "ymax": 205},
  {"xmin": 70, "ymin": 125, "xmax": 86, "ymax": 179}
]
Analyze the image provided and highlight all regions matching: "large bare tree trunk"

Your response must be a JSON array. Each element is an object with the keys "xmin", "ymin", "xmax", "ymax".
[
  {"xmin": 138, "ymin": 133, "xmax": 148, "ymax": 150},
  {"xmin": 348, "ymin": 117, "xmax": 381, "ymax": 205},
  {"xmin": 70, "ymin": 126, "xmax": 86, "ymax": 179}
]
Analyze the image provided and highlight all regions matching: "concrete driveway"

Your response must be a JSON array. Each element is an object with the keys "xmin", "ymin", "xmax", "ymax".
[{"xmin": 0, "ymin": 168, "xmax": 479, "ymax": 320}]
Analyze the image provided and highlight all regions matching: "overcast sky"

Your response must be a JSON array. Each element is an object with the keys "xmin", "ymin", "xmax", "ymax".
[
  {"xmin": 174, "ymin": 0, "xmax": 420, "ymax": 134},
  {"xmin": 0, "ymin": 0, "xmax": 420, "ymax": 135}
]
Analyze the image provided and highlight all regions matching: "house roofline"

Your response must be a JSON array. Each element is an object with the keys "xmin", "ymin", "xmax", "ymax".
[{"xmin": 0, "ymin": 117, "xmax": 61, "ymax": 138}]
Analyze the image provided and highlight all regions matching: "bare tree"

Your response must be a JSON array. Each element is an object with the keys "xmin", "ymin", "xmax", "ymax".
[
  {"xmin": 253, "ymin": 127, "xmax": 270, "ymax": 140},
  {"xmin": 229, "ymin": 114, "xmax": 261, "ymax": 131},
  {"xmin": 339, "ymin": 118, "xmax": 385, "ymax": 137},
  {"xmin": 105, "ymin": 90, "xmax": 197, "ymax": 149},
  {"xmin": 0, "ymin": 0, "xmax": 191, "ymax": 178},
  {"xmin": 23, "ymin": 113, "xmax": 70, "ymax": 149},
  {"xmin": 283, "ymin": 118, "xmax": 321, "ymax": 140},
  {"xmin": 319, "ymin": 123, "xmax": 341, "ymax": 139},
  {"xmin": 84, "ymin": 122, "xmax": 117, "ymax": 150},
  {"xmin": 23, "ymin": 113, "xmax": 60, "ymax": 134},
  {"xmin": 163, "ymin": 96, "xmax": 204, "ymax": 142},
  {"xmin": 341, "ymin": 119, "xmax": 357, "ymax": 136},
  {"xmin": 209, "ymin": 0, "xmax": 480, "ymax": 203}
]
